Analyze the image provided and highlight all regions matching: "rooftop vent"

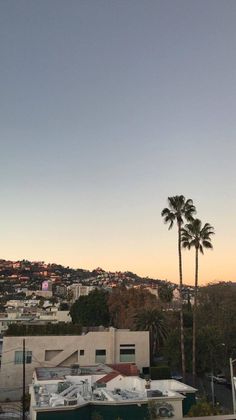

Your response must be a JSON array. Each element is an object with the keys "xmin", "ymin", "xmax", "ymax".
[{"xmin": 147, "ymin": 390, "xmax": 163, "ymax": 398}]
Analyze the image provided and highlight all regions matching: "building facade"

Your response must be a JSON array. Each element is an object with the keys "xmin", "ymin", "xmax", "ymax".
[
  {"xmin": 29, "ymin": 366, "xmax": 194, "ymax": 420},
  {"xmin": 0, "ymin": 328, "xmax": 149, "ymax": 400},
  {"xmin": 67, "ymin": 283, "xmax": 95, "ymax": 302}
]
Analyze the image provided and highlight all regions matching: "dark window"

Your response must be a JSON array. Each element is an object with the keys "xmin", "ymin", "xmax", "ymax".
[
  {"xmin": 120, "ymin": 349, "xmax": 135, "ymax": 355},
  {"xmin": 95, "ymin": 349, "xmax": 106, "ymax": 363},
  {"xmin": 120, "ymin": 344, "xmax": 135, "ymax": 347},
  {"xmin": 96, "ymin": 350, "xmax": 106, "ymax": 355},
  {"xmin": 15, "ymin": 351, "xmax": 32, "ymax": 364},
  {"xmin": 80, "ymin": 349, "xmax": 84, "ymax": 356},
  {"xmin": 119, "ymin": 346, "xmax": 135, "ymax": 362}
]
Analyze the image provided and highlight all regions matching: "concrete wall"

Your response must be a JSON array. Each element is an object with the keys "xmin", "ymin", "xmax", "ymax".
[{"xmin": 0, "ymin": 328, "xmax": 149, "ymax": 401}]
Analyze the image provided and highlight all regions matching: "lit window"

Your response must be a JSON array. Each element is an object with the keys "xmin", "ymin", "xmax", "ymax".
[{"xmin": 15, "ymin": 351, "xmax": 32, "ymax": 364}]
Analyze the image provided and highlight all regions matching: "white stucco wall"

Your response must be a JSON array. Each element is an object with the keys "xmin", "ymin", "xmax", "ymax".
[{"xmin": 0, "ymin": 328, "xmax": 149, "ymax": 401}]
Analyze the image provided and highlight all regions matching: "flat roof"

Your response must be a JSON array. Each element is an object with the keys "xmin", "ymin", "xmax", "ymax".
[{"xmin": 35, "ymin": 364, "xmax": 114, "ymax": 380}]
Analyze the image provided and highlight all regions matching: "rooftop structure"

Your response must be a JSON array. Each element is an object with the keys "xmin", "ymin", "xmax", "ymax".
[
  {"xmin": 29, "ymin": 365, "xmax": 197, "ymax": 420},
  {"xmin": 67, "ymin": 283, "xmax": 95, "ymax": 302}
]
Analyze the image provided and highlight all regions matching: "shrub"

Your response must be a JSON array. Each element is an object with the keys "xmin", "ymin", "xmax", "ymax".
[
  {"xmin": 150, "ymin": 365, "xmax": 171, "ymax": 380},
  {"xmin": 187, "ymin": 400, "xmax": 222, "ymax": 417},
  {"xmin": 5, "ymin": 322, "xmax": 82, "ymax": 336}
]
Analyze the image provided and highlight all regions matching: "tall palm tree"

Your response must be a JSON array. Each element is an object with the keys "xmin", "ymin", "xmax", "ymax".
[
  {"xmin": 134, "ymin": 307, "xmax": 168, "ymax": 364},
  {"xmin": 181, "ymin": 219, "xmax": 214, "ymax": 384},
  {"xmin": 161, "ymin": 195, "xmax": 196, "ymax": 379}
]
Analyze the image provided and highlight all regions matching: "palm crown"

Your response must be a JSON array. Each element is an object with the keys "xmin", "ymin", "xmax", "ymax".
[
  {"xmin": 161, "ymin": 195, "xmax": 196, "ymax": 229},
  {"xmin": 181, "ymin": 219, "xmax": 214, "ymax": 253},
  {"xmin": 134, "ymin": 307, "xmax": 168, "ymax": 361}
]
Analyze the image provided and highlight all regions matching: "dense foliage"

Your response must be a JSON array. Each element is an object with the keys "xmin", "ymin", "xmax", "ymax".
[
  {"xmin": 70, "ymin": 289, "xmax": 110, "ymax": 327},
  {"xmin": 187, "ymin": 400, "xmax": 222, "ymax": 417},
  {"xmin": 5, "ymin": 322, "xmax": 82, "ymax": 336},
  {"xmin": 108, "ymin": 286, "xmax": 157, "ymax": 329}
]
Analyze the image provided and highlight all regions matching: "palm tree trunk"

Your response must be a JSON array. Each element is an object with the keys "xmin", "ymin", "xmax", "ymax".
[
  {"xmin": 178, "ymin": 221, "xmax": 186, "ymax": 381},
  {"xmin": 192, "ymin": 247, "xmax": 199, "ymax": 385},
  {"xmin": 149, "ymin": 330, "xmax": 154, "ymax": 366}
]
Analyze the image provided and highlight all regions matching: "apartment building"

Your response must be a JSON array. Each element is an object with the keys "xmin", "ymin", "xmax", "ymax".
[
  {"xmin": 0, "ymin": 308, "xmax": 71, "ymax": 334},
  {"xmin": 0, "ymin": 328, "xmax": 149, "ymax": 400},
  {"xmin": 67, "ymin": 283, "xmax": 95, "ymax": 302}
]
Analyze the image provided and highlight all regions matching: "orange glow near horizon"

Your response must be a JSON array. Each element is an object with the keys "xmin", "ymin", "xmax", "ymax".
[{"xmin": 2, "ymin": 228, "xmax": 235, "ymax": 286}]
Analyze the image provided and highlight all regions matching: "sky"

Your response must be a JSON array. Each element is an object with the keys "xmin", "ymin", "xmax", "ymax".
[{"xmin": 1, "ymin": 0, "xmax": 236, "ymax": 285}]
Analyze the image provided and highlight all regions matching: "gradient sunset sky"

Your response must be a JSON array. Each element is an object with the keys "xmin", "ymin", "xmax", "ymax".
[{"xmin": 1, "ymin": 1, "xmax": 236, "ymax": 285}]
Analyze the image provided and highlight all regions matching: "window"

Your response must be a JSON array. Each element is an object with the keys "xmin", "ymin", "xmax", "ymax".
[
  {"xmin": 120, "ymin": 345, "xmax": 135, "ymax": 362},
  {"xmin": 95, "ymin": 349, "xmax": 106, "ymax": 363},
  {"xmin": 14, "ymin": 351, "xmax": 32, "ymax": 364},
  {"xmin": 80, "ymin": 349, "xmax": 84, "ymax": 356}
]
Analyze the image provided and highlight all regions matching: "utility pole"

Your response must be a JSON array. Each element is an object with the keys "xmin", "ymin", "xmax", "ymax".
[
  {"xmin": 22, "ymin": 338, "xmax": 25, "ymax": 420},
  {"xmin": 230, "ymin": 358, "xmax": 236, "ymax": 414}
]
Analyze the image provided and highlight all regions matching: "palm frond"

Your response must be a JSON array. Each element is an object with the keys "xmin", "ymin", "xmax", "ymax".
[
  {"xmin": 162, "ymin": 195, "xmax": 196, "ymax": 229},
  {"xmin": 181, "ymin": 218, "xmax": 214, "ymax": 253}
]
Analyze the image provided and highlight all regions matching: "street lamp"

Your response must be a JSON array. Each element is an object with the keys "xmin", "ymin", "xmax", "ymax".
[
  {"xmin": 229, "ymin": 357, "xmax": 236, "ymax": 414},
  {"xmin": 210, "ymin": 343, "xmax": 225, "ymax": 407},
  {"xmin": 211, "ymin": 369, "xmax": 215, "ymax": 407}
]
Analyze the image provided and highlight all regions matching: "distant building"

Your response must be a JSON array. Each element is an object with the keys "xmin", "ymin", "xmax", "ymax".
[
  {"xmin": 0, "ymin": 306, "xmax": 71, "ymax": 334},
  {"xmin": 25, "ymin": 290, "xmax": 53, "ymax": 298},
  {"xmin": 145, "ymin": 286, "xmax": 158, "ymax": 298},
  {"xmin": 173, "ymin": 288, "xmax": 180, "ymax": 301},
  {"xmin": 42, "ymin": 280, "xmax": 52, "ymax": 292},
  {"xmin": 68, "ymin": 283, "xmax": 95, "ymax": 302}
]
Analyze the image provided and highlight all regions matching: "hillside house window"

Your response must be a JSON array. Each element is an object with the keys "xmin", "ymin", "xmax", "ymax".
[
  {"xmin": 14, "ymin": 351, "xmax": 32, "ymax": 364},
  {"xmin": 120, "ymin": 344, "xmax": 135, "ymax": 362},
  {"xmin": 95, "ymin": 349, "xmax": 106, "ymax": 363},
  {"xmin": 80, "ymin": 350, "xmax": 84, "ymax": 356}
]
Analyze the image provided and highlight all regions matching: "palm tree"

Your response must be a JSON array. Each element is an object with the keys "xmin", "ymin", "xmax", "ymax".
[
  {"xmin": 161, "ymin": 195, "xmax": 196, "ymax": 379},
  {"xmin": 181, "ymin": 219, "xmax": 214, "ymax": 384},
  {"xmin": 134, "ymin": 307, "xmax": 168, "ymax": 364}
]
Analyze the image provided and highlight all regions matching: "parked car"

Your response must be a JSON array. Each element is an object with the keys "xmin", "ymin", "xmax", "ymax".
[
  {"xmin": 206, "ymin": 373, "xmax": 227, "ymax": 384},
  {"xmin": 225, "ymin": 380, "xmax": 232, "ymax": 389},
  {"xmin": 213, "ymin": 374, "xmax": 227, "ymax": 384},
  {"xmin": 171, "ymin": 372, "xmax": 183, "ymax": 381}
]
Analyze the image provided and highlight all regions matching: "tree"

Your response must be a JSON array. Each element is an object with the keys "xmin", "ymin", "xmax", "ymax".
[
  {"xmin": 181, "ymin": 219, "xmax": 214, "ymax": 383},
  {"xmin": 161, "ymin": 195, "xmax": 196, "ymax": 379},
  {"xmin": 69, "ymin": 289, "xmax": 110, "ymax": 327},
  {"xmin": 187, "ymin": 400, "xmax": 221, "ymax": 417},
  {"xmin": 197, "ymin": 282, "xmax": 236, "ymax": 370},
  {"xmin": 108, "ymin": 286, "xmax": 157, "ymax": 329},
  {"xmin": 158, "ymin": 283, "xmax": 173, "ymax": 304},
  {"xmin": 134, "ymin": 307, "xmax": 168, "ymax": 364}
]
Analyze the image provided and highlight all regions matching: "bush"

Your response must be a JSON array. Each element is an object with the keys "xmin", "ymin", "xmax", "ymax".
[
  {"xmin": 187, "ymin": 400, "xmax": 222, "ymax": 417},
  {"xmin": 5, "ymin": 322, "xmax": 82, "ymax": 336},
  {"xmin": 150, "ymin": 365, "xmax": 171, "ymax": 380}
]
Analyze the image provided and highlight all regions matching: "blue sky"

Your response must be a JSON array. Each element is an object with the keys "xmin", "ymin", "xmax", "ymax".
[{"xmin": 1, "ymin": 1, "xmax": 236, "ymax": 284}]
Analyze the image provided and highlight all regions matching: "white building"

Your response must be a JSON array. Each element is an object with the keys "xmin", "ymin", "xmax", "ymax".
[
  {"xmin": 0, "ymin": 328, "xmax": 149, "ymax": 401},
  {"xmin": 0, "ymin": 308, "xmax": 71, "ymax": 334},
  {"xmin": 29, "ymin": 365, "xmax": 197, "ymax": 420},
  {"xmin": 5, "ymin": 299, "xmax": 39, "ymax": 309},
  {"xmin": 25, "ymin": 290, "xmax": 53, "ymax": 298},
  {"xmin": 67, "ymin": 283, "xmax": 95, "ymax": 302}
]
